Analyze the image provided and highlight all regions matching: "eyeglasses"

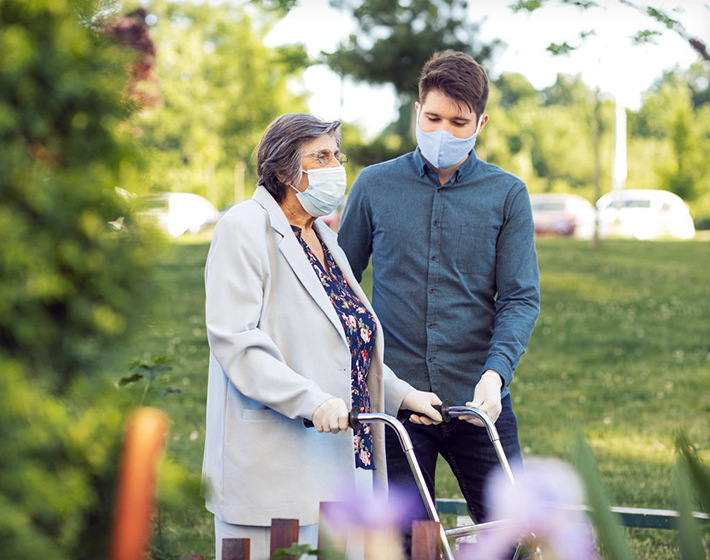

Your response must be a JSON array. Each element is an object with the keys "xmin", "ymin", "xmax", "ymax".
[{"xmin": 302, "ymin": 149, "xmax": 348, "ymax": 167}]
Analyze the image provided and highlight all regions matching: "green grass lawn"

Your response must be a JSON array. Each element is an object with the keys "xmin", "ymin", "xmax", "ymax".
[{"xmin": 114, "ymin": 236, "xmax": 710, "ymax": 559}]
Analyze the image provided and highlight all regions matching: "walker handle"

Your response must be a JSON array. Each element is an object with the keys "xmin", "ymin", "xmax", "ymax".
[
  {"xmin": 302, "ymin": 406, "xmax": 361, "ymax": 430},
  {"xmin": 396, "ymin": 401, "xmax": 451, "ymax": 423},
  {"xmin": 304, "ymin": 403, "xmax": 451, "ymax": 429}
]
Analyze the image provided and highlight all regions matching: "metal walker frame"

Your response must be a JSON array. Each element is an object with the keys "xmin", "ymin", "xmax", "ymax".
[{"xmin": 349, "ymin": 403, "xmax": 529, "ymax": 560}]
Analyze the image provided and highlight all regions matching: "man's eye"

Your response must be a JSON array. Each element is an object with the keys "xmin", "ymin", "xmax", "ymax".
[
  {"xmin": 453, "ymin": 122, "xmax": 467, "ymax": 127},
  {"xmin": 427, "ymin": 117, "xmax": 441, "ymax": 122}
]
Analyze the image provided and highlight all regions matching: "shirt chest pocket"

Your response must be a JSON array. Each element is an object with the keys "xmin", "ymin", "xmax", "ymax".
[{"xmin": 456, "ymin": 224, "xmax": 497, "ymax": 276}]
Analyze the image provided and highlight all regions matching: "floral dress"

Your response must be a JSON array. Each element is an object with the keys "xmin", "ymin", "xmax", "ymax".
[{"xmin": 292, "ymin": 226, "xmax": 376, "ymax": 470}]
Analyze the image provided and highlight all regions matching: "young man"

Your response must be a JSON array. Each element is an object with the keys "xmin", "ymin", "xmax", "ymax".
[{"xmin": 338, "ymin": 50, "xmax": 540, "ymax": 548}]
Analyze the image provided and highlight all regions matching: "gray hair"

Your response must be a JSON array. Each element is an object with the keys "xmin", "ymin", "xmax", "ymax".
[{"xmin": 256, "ymin": 113, "xmax": 341, "ymax": 203}]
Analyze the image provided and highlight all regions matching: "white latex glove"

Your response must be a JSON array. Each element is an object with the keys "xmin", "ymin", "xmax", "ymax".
[
  {"xmin": 464, "ymin": 370, "xmax": 503, "ymax": 426},
  {"xmin": 312, "ymin": 397, "xmax": 350, "ymax": 434},
  {"xmin": 401, "ymin": 390, "xmax": 443, "ymax": 426}
]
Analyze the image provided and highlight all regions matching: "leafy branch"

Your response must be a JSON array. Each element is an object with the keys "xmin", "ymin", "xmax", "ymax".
[{"xmin": 118, "ymin": 356, "xmax": 180, "ymax": 405}]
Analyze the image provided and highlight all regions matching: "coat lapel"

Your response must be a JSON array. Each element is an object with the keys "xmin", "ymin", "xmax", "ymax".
[{"xmin": 253, "ymin": 187, "xmax": 348, "ymax": 349}]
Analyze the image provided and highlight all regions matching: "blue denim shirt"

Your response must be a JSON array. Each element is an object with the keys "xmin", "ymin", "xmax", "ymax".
[{"xmin": 338, "ymin": 148, "xmax": 540, "ymax": 403}]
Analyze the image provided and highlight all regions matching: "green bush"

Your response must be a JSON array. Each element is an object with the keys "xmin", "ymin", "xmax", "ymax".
[
  {"xmin": 0, "ymin": 0, "xmax": 159, "ymax": 557},
  {"xmin": 0, "ymin": 0, "xmax": 155, "ymax": 389}
]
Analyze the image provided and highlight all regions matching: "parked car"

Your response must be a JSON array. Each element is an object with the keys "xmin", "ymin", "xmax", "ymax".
[
  {"xmin": 530, "ymin": 193, "xmax": 596, "ymax": 239},
  {"xmin": 596, "ymin": 189, "xmax": 695, "ymax": 240},
  {"xmin": 137, "ymin": 192, "xmax": 221, "ymax": 237}
]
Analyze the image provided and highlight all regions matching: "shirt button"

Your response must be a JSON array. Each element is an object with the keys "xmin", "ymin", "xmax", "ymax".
[
  {"xmin": 428, "ymin": 357, "xmax": 434, "ymax": 363},
  {"xmin": 428, "ymin": 323, "xmax": 434, "ymax": 329},
  {"xmin": 437, "ymin": 187, "xmax": 444, "ymax": 192},
  {"xmin": 433, "ymin": 220, "xmax": 439, "ymax": 226},
  {"xmin": 431, "ymin": 255, "xmax": 437, "ymax": 261},
  {"xmin": 429, "ymin": 288, "xmax": 436, "ymax": 294}
]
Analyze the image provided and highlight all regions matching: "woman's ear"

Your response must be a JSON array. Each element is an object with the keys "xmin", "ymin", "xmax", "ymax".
[{"xmin": 277, "ymin": 172, "xmax": 290, "ymax": 187}]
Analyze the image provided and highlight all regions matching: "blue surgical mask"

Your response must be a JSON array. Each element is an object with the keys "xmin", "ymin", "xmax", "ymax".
[
  {"xmin": 290, "ymin": 166, "xmax": 347, "ymax": 217},
  {"xmin": 415, "ymin": 111, "xmax": 484, "ymax": 169}
]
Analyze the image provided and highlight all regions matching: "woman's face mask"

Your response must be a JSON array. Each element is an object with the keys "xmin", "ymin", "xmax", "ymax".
[{"xmin": 290, "ymin": 166, "xmax": 347, "ymax": 217}]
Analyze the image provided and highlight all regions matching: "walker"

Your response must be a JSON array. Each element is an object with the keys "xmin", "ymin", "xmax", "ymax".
[{"xmin": 309, "ymin": 403, "xmax": 537, "ymax": 559}]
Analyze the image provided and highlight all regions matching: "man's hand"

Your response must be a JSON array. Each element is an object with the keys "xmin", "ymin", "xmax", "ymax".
[
  {"xmin": 464, "ymin": 370, "xmax": 503, "ymax": 426},
  {"xmin": 401, "ymin": 390, "xmax": 443, "ymax": 425},
  {"xmin": 312, "ymin": 397, "xmax": 350, "ymax": 434}
]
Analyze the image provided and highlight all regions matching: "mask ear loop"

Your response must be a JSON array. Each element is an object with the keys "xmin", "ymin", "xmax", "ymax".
[
  {"xmin": 474, "ymin": 113, "xmax": 484, "ymax": 136},
  {"xmin": 287, "ymin": 168, "xmax": 309, "ymax": 194}
]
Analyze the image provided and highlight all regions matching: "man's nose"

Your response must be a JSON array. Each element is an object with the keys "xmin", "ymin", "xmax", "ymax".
[{"xmin": 442, "ymin": 122, "xmax": 458, "ymax": 135}]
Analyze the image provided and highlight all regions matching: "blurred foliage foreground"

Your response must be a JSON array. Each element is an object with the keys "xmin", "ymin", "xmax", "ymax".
[{"xmin": 0, "ymin": 1, "xmax": 197, "ymax": 558}]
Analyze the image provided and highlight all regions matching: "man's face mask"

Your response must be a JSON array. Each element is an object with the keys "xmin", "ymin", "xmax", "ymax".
[{"xmin": 415, "ymin": 108, "xmax": 484, "ymax": 169}]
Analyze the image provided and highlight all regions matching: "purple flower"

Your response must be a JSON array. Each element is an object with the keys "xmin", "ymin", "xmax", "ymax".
[
  {"xmin": 460, "ymin": 458, "xmax": 597, "ymax": 560},
  {"xmin": 321, "ymin": 482, "xmax": 419, "ymax": 532}
]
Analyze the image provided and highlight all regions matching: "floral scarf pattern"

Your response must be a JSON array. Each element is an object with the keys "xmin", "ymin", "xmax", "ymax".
[{"xmin": 292, "ymin": 226, "xmax": 376, "ymax": 470}]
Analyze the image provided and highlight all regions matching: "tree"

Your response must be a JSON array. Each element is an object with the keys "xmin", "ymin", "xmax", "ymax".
[
  {"xmin": 495, "ymin": 72, "xmax": 538, "ymax": 109},
  {"xmin": 630, "ymin": 75, "xmax": 710, "ymax": 202},
  {"xmin": 322, "ymin": 0, "xmax": 499, "ymax": 163},
  {"xmin": 327, "ymin": 0, "xmax": 497, "ymax": 99},
  {"xmin": 0, "ymin": 0, "xmax": 155, "ymax": 390},
  {"xmin": 509, "ymin": 0, "xmax": 710, "ymax": 64},
  {"xmin": 134, "ymin": 0, "xmax": 309, "ymax": 208}
]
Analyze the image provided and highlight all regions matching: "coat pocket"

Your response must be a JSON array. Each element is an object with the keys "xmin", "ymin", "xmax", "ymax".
[{"xmin": 240, "ymin": 405, "xmax": 275, "ymax": 421}]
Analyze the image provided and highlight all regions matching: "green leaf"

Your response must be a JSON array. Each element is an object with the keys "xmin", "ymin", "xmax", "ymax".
[
  {"xmin": 271, "ymin": 543, "xmax": 320, "ymax": 558},
  {"xmin": 631, "ymin": 29, "xmax": 663, "ymax": 45},
  {"xmin": 675, "ymin": 459, "xmax": 706, "ymax": 560},
  {"xmin": 157, "ymin": 387, "xmax": 181, "ymax": 397},
  {"xmin": 509, "ymin": 0, "xmax": 546, "ymax": 13},
  {"xmin": 117, "ymin": 372, "xmax": 144, "ymax": 386},
  {"xmin": 646, "ymin": 7, "xmax": 681, "ymax": 30},
  {"xmin": 562, "ymin": 0, "xmax": 599, "ymax": 7},
  {"xmin": 676, "ymin": 434, "xmax": 710, "ymax": 515},
  {"xmin": 129, "ymin": 363, "xmax": 151, "ymax": 376},
  {"xmin": 574, "ymin": 434, "xmax": 636, "ymax": 560},
  {"xmin": 546, "ymin": 41, "xmax": 578, "ymax": 56}
]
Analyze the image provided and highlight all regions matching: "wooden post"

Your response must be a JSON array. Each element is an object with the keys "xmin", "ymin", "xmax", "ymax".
[
  {"xmin": 222, "ymin": 538, "xmax": 250, "ymax": 560},
  {"xmin": 270, "ymin": 518, "xmax": 299, "ymax": 559},
  {"xmin": 411, "ymin": 520, "xmax": 441, "ymax": 560},
  {"xmin": 110, "ymin": 408, "xmax": 169, "ymax": 560}
]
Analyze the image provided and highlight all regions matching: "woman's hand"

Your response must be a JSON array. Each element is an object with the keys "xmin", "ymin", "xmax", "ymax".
[
  {"xmin": 312, "ymin": 397, "xmax": 350, "ymax": 434},
  {"xmin": 464, "ymin": 370, "xmax": 503, "ymax": 426},
  {"xmin": 401, "ymin": 390, "xmax": 443, "ymax": 425}
]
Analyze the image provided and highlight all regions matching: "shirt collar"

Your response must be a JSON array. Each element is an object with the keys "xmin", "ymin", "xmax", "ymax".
[{"xmin": 413, "ymin": 146, "xmax": 480, "ymax": 184}]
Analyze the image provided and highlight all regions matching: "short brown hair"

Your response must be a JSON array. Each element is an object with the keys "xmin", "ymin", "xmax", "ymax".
[
  {"xmin": 256, "ymin": 113, "xmax": 341, "ymax": 203},
  {"xmin": 418, "ymin": 50, "xmax": 489, "ymax": 118}
]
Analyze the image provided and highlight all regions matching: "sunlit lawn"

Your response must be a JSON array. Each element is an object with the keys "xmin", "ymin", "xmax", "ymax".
[{"xmin": 115, "ymin": 235, "xmax": 710, "ymax": 559}]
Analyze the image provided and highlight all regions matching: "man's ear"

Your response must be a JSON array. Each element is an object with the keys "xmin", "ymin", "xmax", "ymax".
[{"xmin": 478, "ymin": 114, "xmax": 490, "ymax": 132}]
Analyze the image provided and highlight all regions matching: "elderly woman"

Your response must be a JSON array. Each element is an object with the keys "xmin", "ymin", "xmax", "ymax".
[{"xmin": 202, "ymin": 113, "xmax": 442, "ymax": 560}]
